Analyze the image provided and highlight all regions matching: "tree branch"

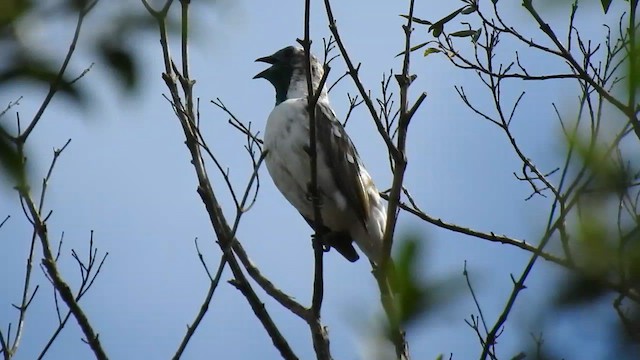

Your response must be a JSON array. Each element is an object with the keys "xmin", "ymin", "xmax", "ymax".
[
  {"xmin": 17, "ymin": 142, "xmax": 108, "ymax": 360},
  {"xmin": 143, "ymin": 2, "xmax": 298, "ymax": 358}
]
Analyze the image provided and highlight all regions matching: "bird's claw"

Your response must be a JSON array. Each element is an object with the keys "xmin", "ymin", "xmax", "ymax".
[{"xmin": 311, "ymin": 231, "xmax": 332, "ymax": 252}]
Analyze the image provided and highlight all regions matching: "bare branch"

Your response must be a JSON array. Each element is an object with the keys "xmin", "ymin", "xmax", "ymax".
[
  {"xmin": 322, "ymin": 0, "xmax": 399, "ymax": 159},
  {"xmin": 172, "ymin": 242, "xmax": 226, "ymax": 360},
  {"xmin": 143, "ymin": 1, "xmax": 298, "ymax": 358},
  {"xmin": 17, "ymin": 3, "xmax": 98, "ymax": 143},
  {"xmin": 16, "ymin": 142, "xmax": 108, "ymax": 360},
  {"xmin": 0, "ymin": 97, "xmax": 22, "ymax": 120}
]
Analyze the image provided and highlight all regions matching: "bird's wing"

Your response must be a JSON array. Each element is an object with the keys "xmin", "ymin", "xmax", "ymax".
[{"xmin": 315, "ymin": 101, "xmax": 370, "ymax": 228}]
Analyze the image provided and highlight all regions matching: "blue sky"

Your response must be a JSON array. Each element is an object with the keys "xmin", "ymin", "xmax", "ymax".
[{"xmin": 0, "ymin": 0, "xmax": 631, "ymax": 359}]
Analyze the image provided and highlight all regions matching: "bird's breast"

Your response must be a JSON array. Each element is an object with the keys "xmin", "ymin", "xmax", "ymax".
[
  {"xmin": 262, "ymin": 99, "xmax": 352, "ymax": 230},
  {"xmin": 264, "ymin": 100, "xmax": 313, "ymax": 217}
]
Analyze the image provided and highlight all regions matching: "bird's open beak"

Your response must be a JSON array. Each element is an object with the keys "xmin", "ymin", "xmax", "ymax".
[
  {"xmin": 255, "ymin": 55, "xmax": 277, "ymax": 64},
  {"xmin": 253, "ymin": 55, "xmax": 277, "ymax": 79}
]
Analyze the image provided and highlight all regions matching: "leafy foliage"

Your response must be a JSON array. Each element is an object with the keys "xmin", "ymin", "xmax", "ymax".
[
  {"xmin": 389, "ymin": 237, "xmax": 430, "ymax": 329},
  {"xmin": 385, "ymin": 236, "xmax": 459, "ymax": 340},
  {"xmin": 0, "ymin": 126, "xmax": 23, "ymax": 184},
  {"xmin": 0, "ymin": 0, "xmax": 177, "ymax": 185}
]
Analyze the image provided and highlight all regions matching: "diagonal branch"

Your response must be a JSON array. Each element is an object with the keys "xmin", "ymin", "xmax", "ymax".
[
  {"xmin": 16, "ymin": 1, "xmax": 99, "ymax": 144},
  {"xmin": 143, "ymin": 2, "xmax": 298, "ymax": 359},
  {"xmin": 17, "ymin": 142, "xmax": 108, "ymax": 360},
  {"xmin": 322, "ymin": 0, "xmax": 398, "ymax": 159}
]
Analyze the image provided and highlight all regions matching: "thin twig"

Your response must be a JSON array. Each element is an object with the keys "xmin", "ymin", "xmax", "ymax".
[
  {"xmin": 17, "ymin": 142, "xmax": 108, "ymax": 359},
  {"xmin": 172, "ymin": 243, "xmax": 226, "ymax": 360},
  {"xmin": 16, "ymin": 1, "xmax": 99, "ymax": 144}
]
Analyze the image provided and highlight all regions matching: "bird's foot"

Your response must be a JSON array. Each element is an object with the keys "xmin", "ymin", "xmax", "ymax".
[
  {"xmin": 316, "ymin": 230, "xmax": 348, "ymax": 251},
  {"xmin": 311, "ymin": 231, "xmax": 331, "ymax": 252}
]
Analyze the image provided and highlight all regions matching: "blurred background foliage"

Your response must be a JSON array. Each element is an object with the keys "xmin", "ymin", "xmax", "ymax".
[
  {"xmin": 0, "ymin": 0, "xmax": 186, "ymax": 186},
  {"xmin": 3, "ymin": 0, "xmax": 640, "ymax": 358}
]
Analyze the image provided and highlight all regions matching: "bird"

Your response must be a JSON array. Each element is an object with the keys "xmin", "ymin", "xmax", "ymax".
[{"xmin": 254, "ymin": 45, "xmax": 387, "ymax": 265}]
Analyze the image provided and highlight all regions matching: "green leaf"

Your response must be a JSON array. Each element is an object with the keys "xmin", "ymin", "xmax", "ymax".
[
  {"xmin": 399, "ymin": 14, "xmax": 432, "ymax": 25},
  {"xmin": 554, "ymin": 210, "xmax": 615, "ymax": 307},
  {"xmin": 600, "ymin": 0, "xmax": 612, "ymax": 14},
  {"xmin": 461, "ymin": 4, "xmax": 477, "ymax": 15},
  {"xmin": 428, "ymin": 7, "xmax": 464, "ymax": 37},
  {"xmin": 0, "ymin": 58, "xmax": 85, "ymax": 105},
  {"xmin": 65, "ymin": 0, "xmax": 91, "ymax": 11},
  {"xmin": 437, "ymin": 7, "xmax": 464, "ymax": 26},
  {"xmin": 423, "ymin": 47, "xmax": 442, "ymax": 57},
  {"xmin": 395, "ymin": 41, "xmax": 432, "ymax": 57},
  {"xmin": 0, "ymin": 126, "xmax": 25, "ymax": 186},
  {"xmin": 472, "ymin": 28, "xmax": 482, "ymax": 43},
  {"xmin": 0, "ymin": 0, "xmax": 31, "ymax": 27},
  {"xmin": 450, "ymin": 29, "xmax": 477, "ymax": 38},
  {"xmin": 630, "ymin": 36, "xmax": 640, "ymax": 95},
  {"xmin": 99, "ymin": 42, "xmax": 137, "ymax": 90},
  {"xmin": 555, "ymin": 273, "xmax": 609, "ymax": 307},
  {"xmin": 431, "ymin": 24, "xmax": 443, "ymax": 37},
  {"xmin": 389, "ymin": 237, "xmax": 429, "ymax": 329},
  {"xmin": 567, "ymin": 133, "xmax": 631, "ymax": 195},
  {"xmin": 624, "ymin": 235, "xmax": 640, "ymax": 284},
  {"xmin": 381, "ymin": 235, "xmax": 462, "ymax": 342}
]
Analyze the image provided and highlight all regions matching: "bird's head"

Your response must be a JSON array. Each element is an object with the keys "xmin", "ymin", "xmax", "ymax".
[{"xmin": 254, "ymin": 45, "xmax": 327, "ymax": 105}]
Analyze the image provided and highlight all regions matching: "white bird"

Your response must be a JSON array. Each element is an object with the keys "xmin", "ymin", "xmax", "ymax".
[{"xmin": 254, "ymin": 45, "xmax": 387, "ymax": 265}]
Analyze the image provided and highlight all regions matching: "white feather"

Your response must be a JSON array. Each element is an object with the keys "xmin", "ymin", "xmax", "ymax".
[{"xmin": 264, "ymin": 97, "xmax": 387, "ymax": 264}]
